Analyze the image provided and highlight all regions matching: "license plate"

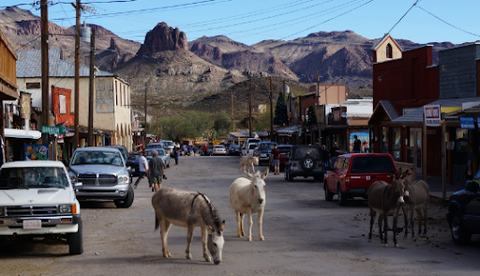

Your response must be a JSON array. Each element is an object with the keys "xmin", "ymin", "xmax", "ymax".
[
  {"xmin": 131, "ymin": 168, "xmax": 136, "ymax": 172},
  {"xmin": 23, "ymin": 220, "xmax": 42, "ymax": 229}
]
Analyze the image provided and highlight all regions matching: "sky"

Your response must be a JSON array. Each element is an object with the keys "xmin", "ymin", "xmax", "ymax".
[{"xmin": 1, "ymin": 0, "xmax": 480, "ymax": 46}]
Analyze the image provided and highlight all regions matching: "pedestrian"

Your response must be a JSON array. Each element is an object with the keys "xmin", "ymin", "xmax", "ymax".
[
  {"xmin": 329, "ymin": 142, "xmax": 339, "ymax": 166},
  {"xmin": 321, "ymin": 145, "xmax": 329, "ymax": 170},
  {"xmin": 466, "ymin": 145, "xmax": 473, "ymax": 180},
  {"xmin": 133, "ymin": 150, "xmax": 150, "ymax": 189},
  {"xmin": 203, "ymin": 144, "xmax": 208, "ymax": 156},
  {"xmin": 353, "ymin": 135, "xmax": 362, "ymax": 153},
  {"xmin": 270, "ymin": 144, "xmax": 281, "ymax": 175},
  {"xmin": 148, "ymin": 150, "xmax": 165, "ymax": 192},
  {"xmin": 173, "ymin": 144, "xmax": 180, "ymax": 165}
]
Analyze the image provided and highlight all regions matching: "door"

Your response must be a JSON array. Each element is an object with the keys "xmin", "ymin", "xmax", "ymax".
[{"xmin": 408, "ymin": 128, "xmax": 422, "ymax": 174}]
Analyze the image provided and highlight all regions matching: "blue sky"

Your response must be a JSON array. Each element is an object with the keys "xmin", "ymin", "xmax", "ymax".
[{"xmin": 2, "ymin": 0, "xmax": 480, "ymax": 46}]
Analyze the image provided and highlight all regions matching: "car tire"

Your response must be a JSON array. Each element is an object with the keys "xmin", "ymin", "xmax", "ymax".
[
  {"xmin": 450, "ymin": 210, "xmax": 472, "ymax": 245},
  {"xmin": 284, "ymin": 170, "xmax": 288, "ymax": 180},
  {"xmin": 324, "ymin": 183, "xmax": 334, "ymax": 201},
  {"xmin": 68, "ymin": 217, "xmax": 83, "ymax": 255},
  {"xmin": 287, "ymin": 170, "xmax": 293, "ymax": 182},
  {"xmin": 301, "ymin": 156, "xmax": 315, "ymax": 171},
  {"xmin": 114, "ymin": 186, "xmax": 134, "ymax": 208},
  {"xmin": 338, "ymin": 184, "xmax": 347, "ymax": 206}
]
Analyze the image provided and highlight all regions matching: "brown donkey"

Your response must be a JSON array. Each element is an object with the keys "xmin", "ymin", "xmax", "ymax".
[
  {"xmin": 402, "ymin": 170, "xmax": 430, "ymax": 238},
  {"xmin": 368, "ymin": 169, "xmax": 408, "ymax": 247}
]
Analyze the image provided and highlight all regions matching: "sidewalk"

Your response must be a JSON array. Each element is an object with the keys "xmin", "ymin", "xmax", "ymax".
[{"xmin": 420, "ymin": 174, "xmax": 465, "ymax": 202}]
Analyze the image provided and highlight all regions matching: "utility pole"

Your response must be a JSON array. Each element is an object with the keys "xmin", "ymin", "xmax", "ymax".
[
  {"xmin": 316, "ymin": 71, "xmax": 320, "ymax": 104},
  {"xmin": 249, "ymin": 79, "xmax": 252, "ymax": 138},
  {"xmin": 270, "ymin": 76, "xmax": 273, "ymax": 141},
  {"xmin": 41, "ymin": 0, "xmax": 49, "ymax": 145},
  {"xmin": 231, "ymin": 92, "xmax": 235, "ymax": 132},
  {"xmin": 144, "ymin": 81, "xmax": 147, "ymax": 144},
  {"xmin": 88, "ymin": 27, "xmax": 95, "ymax": 146},
  {"xmin": 72, "ymin": 0, "xmax": 81, "ymax": 149}
]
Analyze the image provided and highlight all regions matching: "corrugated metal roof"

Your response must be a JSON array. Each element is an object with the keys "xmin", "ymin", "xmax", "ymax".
[
  {"xmin": 391, "ymin": 97, "xmax": 480, "ymax": 124},
  {"xmin": 371, "ymin": 100, "xmax": 400, "ymax": 121},
  {"xmin": 16, "ymin": 48, "xmax": 114, "ymax": 78}
]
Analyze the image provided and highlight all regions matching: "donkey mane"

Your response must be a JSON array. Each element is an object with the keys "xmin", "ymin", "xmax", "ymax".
[{"xmin": 191, "ymin": 192, "xmax": 222, "ymax": 234}]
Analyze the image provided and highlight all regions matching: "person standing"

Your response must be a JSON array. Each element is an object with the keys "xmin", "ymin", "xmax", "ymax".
[
  {"xmin": 173, "ymin": 144, "xmax": 180, "ymax": 165},
  {"xmin": 148, "ymin": 150, "xmax": 165, "ymax": 192},
  {"xmin": 353, "ymin": 135, "xmax": 362, "ymax": 153},
  {"xmin": 270, "ymin": 144, "xmax": 281, "ymax": 175},
  {"xmin": 133, "ymin": 151, "xmax": 150, "ymax": 189},
  {"xmin": 329, "ymin": 142, "xmax": 340, "ymax": 166}
]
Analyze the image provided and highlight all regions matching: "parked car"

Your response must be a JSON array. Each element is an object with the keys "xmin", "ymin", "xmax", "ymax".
[
  {"xmin": 160, "ymin": 140, "xmax": 175, "ymax": 155},
  {"xmin": 126, "ymin": 152, "xmax": 141, "ymax": 176},
  {"xmin": 227, "ymin": 144, "xmax": 241, "ymax": 155},
  {"xmin": 0, "ymin": 160, "xmax": 83, "ymax": 254},
  {"xmin": 105, "ymin": 145, "xmax": 133, "ymax": 180},
  {"xmin": 202, "ymin": 145, "xmax": 214, "ymax": 156},
  {"xmin": 68, "ymin": 147, "xmax": 134, "ymax": 208},
  {"xmin": 254, "ymin": 141, "xmax": 277, "ymax": 166},
  {"xmin": 145, "ymin": 148, "xmax": 171, "ymax": 168},
  {"xmin": 212, "ymin": 145, "xmax": 227, "ymax": 155},
  {"xmin": 284, "ymin": 145, "xmax": 324, "ymax": 182},
  {"xmin": 324, "ymin": 153, "xmax": 397, "ymax": 206},
  {"xmin": 269, "ymin": 144, "xmax": 292, "ymax": 172},
  {"xmin": 447, "ymin": 180, "xmax": 480, "ymax": 245},
  {"xmin": 241, "ymin": 142, "xmax": 258, "ymax": 157}
]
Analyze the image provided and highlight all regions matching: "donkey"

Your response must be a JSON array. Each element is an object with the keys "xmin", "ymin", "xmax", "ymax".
[
  {"xmin": 402, "ymin": 170, "xmax": 430, "ymax": 238},
  {"xmin": 151, "ymin": 187, "xmax": 225, "ymax": 264},
  {"xmin": 230, "ymin": 168, "xmax": 268, "ymax": 241},
  {"xmin": 367, "ymin": 169, "xmax": 408, "ymax": 247},
  {"xmin": 239, "ymin": 156, "xmax": 259, "ymax": 174}
]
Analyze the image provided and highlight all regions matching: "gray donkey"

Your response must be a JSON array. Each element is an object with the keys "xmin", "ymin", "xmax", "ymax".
[
  {"xmin": 402, "ymin": 169, "xmax": 430, "ymax": 238},
  {"xmin": 368, "ymin": 169, "xmax": 408, "ymax": 247},
  {"xmin": 152, "ymin": 187, "xmax": 225, "ymax": 264}
]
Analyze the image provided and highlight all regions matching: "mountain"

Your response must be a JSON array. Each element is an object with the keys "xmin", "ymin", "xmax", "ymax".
[{"xmin": 0, "ymin": 6, "xmax": 461, "ymax": 116}]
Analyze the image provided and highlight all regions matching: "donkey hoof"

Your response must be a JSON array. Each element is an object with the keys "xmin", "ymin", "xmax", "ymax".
[
  {"xmin": 186, "ymin": 254, "xmax": 192, "ymax": 260},
  {"xmin": 163, "ymin": 252, "xmax": 172, "ymax": 258},
  {"xmin": 384, "ymin": 243, "xmax": 388, "ymax": 247},
  {"xmin": 204, "ymin": 255, "xmax": 212, "ymax": 262},
  {"xmin": 259, "ymin": 236, "xmax": 265, "ymax": 241},
  {"xmin": 247, "ymin": 236, "xmax": 252, "ymax": 242}
]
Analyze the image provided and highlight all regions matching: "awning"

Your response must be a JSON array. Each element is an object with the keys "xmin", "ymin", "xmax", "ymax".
[
  {"xmin": 276, "ymin": 125, "xmax": 301, "ymax": 137},
  {"xmin": 4, "ymin": 128, "xmax": 42, "ymax": 140}
]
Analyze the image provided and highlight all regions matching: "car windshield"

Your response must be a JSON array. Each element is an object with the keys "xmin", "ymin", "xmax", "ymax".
[
  {"xmin": 0, "ymin": 167, "xmax": 70, "ymax": 189},
  {"xmin": 292, "ymin": 147, "xmax": 320, "ymax": 159},
  {"xmin": 162, "ymin": 141, "xmax": 174, "ymax": 147},
  {"xmin": 230, "ymin": 144, "xmax": 239, "ymax": 149},
  {"xmin": 350, "ymin": 156, "xmax": 395, "ymax": 173},
  {"xmin": 146, "ymin": 149, "xmax": 166, "ymax": 157},
  {"xmin": 259, "ymin": 143, "xmax": 275, "ymax": 150},
  {"xmin": 71, "ymin": 151, "xmax": 124, "ymax": 166}
]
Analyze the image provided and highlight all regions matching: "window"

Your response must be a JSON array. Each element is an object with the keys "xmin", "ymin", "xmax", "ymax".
[
  {"xmin": 26, "ymin": 82, "xmax": 40, "ymax": 89},
  {"xmin": 386, "ymin": 43, "xmax": 393, "ymax": 59}
]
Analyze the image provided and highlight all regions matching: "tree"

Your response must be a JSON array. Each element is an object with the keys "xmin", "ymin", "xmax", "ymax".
[
  {"xmin": 273, "ymin": 91, "xmax": 288, "ymax": 126},
  {"xmin": 307, "ymin": 105, "xmax": 317, "ymax": 125}
]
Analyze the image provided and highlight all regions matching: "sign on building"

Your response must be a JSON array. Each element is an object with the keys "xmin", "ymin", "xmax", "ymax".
[{"xmin": 424, "ymin": 105, "xmax": 441, "ymax": 127}]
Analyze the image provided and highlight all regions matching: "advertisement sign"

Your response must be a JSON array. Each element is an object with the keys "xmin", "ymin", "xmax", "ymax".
[
  {"xmin": 349, "ymin": 131, "xmax": 369, "ymax": 152},
  {"xmin": 460, "ymin": 117, "xmax": 475, "ymax": 129},
  {"xmin": 24, "ymin": 144, "xmax": 49, "ymax": 161},
  {"xmin": 424, "ymin": 105, "xmax": 441, "ymax": 127}
]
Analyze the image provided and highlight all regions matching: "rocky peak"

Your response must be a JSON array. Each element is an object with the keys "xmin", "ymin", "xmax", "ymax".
[{"xmin": 136, "ymin": 22, "xmax": 187, "ymax": 56}]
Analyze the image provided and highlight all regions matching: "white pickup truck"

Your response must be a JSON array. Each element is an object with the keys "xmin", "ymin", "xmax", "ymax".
[{"xmin": 0, "ymin": 161, "xmax": 83, "ymax": 255}]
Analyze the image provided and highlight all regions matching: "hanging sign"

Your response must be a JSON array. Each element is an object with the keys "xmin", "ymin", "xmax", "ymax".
[
  {"xmin": 460, "ymin": 117, "xmax": 475, "ymax": 129},
  {"xmin": 424, "ymin": 105, "xmax": 441, "ymax": 127}
]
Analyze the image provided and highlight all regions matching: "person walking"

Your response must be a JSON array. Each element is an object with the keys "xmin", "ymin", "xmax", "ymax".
[
  {"xmin": 353, "ymin": 135, "xmax": 362, "ymax": 153},
  {"xmin": 133, "ymin": 150, "xmax": 150, "ymax": 189},
  {"xmin": 148, "ymin": 150, "xmax": 165, "ymax": 192},
  {"xmin": 270, "ymin": 144, "xmax": 281, "ymax": 175}
]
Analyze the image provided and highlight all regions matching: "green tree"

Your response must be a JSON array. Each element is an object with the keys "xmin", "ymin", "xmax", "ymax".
[
  {"xmin": 307, "ymin": 105, "xmax": 317, "ymax": 125},
  {"xmin": 273, "ymin": 91, "xmax": 288, "ymax": 126}
]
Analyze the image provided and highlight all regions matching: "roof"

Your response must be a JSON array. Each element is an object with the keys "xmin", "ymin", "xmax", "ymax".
[
  {"xmin": 276, "ymin": 125, "xmax": 301, "ymax": 137},
  {"xmin": 391, "ymin": 97, "xmax": 480, "ymax": 124},
  {"xmin": 1, "ymin": 160, "xmax": 66, "ymax": 169},
  {"xmin": 374, "ymin": 100, "xmax": 400, "ymax": 121},
  {"xmin": 16, "ymin": 48, "xmax": 114, "ymax": 78},
  {"xmin": 371, "ymin": 33, "xmax": 403, "ymax": 52}
]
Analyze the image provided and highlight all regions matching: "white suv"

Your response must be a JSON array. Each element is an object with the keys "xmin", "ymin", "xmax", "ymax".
[{"xmin": 0, "ymin": 161, "xmax": 83, "ymax": 254}]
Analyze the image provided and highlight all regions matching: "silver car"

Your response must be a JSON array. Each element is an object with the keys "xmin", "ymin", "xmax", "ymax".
[
  {"xmin": 145, "ymin": 148, "xmax": 171, "ymax": 168},
  {"xmin": 68, "ymin": 147, "xmax": 133, "ymax": 208}
]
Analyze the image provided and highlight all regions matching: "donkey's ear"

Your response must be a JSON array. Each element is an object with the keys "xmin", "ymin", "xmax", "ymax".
[
  {"xmin": 220, "ymin": 220, "xmax": 225, "ymax": 231},
  {"xmin": 261, "ymin": 168, "xmax": 269, "ymax": 179},
  {"xmin": 244, "ymin": 170, "xmax": 253, "ymax": 179}
]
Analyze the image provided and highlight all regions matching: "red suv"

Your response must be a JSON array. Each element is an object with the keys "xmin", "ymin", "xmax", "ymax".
[{"xmin": 324, "ymin": 153, "xmax": 397, "ymax": 206}]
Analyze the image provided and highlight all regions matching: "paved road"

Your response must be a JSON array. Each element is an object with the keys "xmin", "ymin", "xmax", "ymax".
[{"xmin": 1, "ymin": 155, "xmax": 479, "ymax": 276}]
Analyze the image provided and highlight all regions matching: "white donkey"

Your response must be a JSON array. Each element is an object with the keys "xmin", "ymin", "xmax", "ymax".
[
  {"xmin": 230, "ymin": 168, "xmax": 268, "ymax": 241},
  {"xmin": 239, "ymin": 156, "xmax": 259, "ymax": 174}
]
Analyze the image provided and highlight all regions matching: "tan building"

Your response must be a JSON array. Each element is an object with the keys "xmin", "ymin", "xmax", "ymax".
[{"xmin": 14, "ymin": 48, "xmax": 133, "ymax": 158}]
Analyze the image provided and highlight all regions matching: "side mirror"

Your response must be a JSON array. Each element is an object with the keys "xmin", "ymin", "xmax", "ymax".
[{"xmin": 465, "ymin": 180, "xmax": 480, "ymax": 193}]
